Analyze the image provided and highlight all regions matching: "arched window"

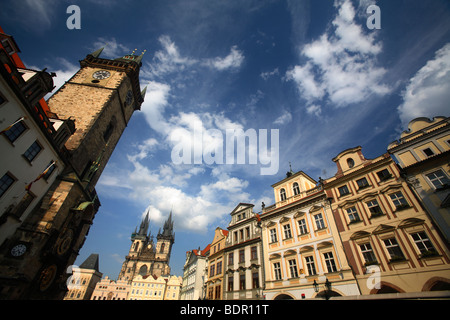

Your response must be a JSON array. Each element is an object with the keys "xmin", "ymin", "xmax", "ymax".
[
  {"xmin": 293, "ymin": 182, "xmax": 300, "ymax": 196},
  {"xmin": 280, "ymin": 188, "xmax": 286, "ymax": 201},
  {"xmin": 160, "ymin": 243, "xmax": 165, "ymax": 253},
  {"xmin": 139, "ymin": 265, "xmax": 148, "ymax": 276}
]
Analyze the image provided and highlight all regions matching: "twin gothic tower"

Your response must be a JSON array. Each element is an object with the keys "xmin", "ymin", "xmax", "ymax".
[{"xmin": 118, "ymin": 211, "xmax": 175, "ymax": 280}]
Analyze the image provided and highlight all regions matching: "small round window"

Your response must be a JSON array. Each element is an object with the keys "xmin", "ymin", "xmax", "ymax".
[{"xmin": 347, "ymin": 158, "xmax": 355, "ymax": 168}]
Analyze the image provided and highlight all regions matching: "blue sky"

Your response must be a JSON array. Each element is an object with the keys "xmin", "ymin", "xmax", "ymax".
[{"xmin": 2, "ymin": 0, "xmax": 449, "ymax": 279}]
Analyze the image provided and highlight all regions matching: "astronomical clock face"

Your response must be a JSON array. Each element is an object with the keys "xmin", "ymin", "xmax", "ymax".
[
  {"xmin": 92, "ymin": 70, "xmax": 111, "ymax": 80},
  {"xmin": 39, "ymin": 264, "xmax": 58, "ymax": 292},
  {"xmin": 56, "ymin": 229, "xmax": 74, "ymax": 256},
  {"xmin": 10, "ymin": 244, "xmax": 27, "ymax": 257}
]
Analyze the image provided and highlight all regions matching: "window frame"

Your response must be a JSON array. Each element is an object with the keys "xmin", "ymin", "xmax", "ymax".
[
  {"xmin": 280, "ymin": 188, "xmax": 286, "ymax": 201},
  {"xmin": 283, "ymin": 223, "xmax": 292, "ymax": 239},
  {"xmin": 366, "ymin": 199, "xmax": 383, "ymax": 218},
  {"xmin": 297, "ymin": 218, "xmax": 308, "ymax": 235},
  {"xmin": 425, "ymin": 169, "xmax": 450, "ymax": 189},
  {"xmin": 2, "ymin": 118, "xmax": 27, "ymax": 143},
  {"xmin": 269, "ymin": 228, "xmax": 278, "ymax": 243},
  {"xmin": 383, "ymin": 237, "xmax": 405, "ymax": 261},
  {"xmin": 22, "ymin": 140, "xmax": 43, "ymax": 163},
  {"xmin": 323, "ymin": 252, "xmax": 338, "ymax": 273},
  {"xmin": 389, "ymin": 191, "xmax": 409, "ymax": 210},
  {"xmin": 304, "ymin": 255, "xmax": 317, "ymax": 276},
  {"xmin": 346, "ymin": 206, "xmax": 361, "ymax": 223},
  {"xmin": 293, "ymin": 182, "xmax": 300, "ymax": 196},
  {"xmin": 359, "ymin": 242, "xmax": 377, "ymax": 265},
  {"xmin": 314, "ymin": 213, "xmax": 326, "ymax": 230},
  {"xmin": 288, "ymin": 259, "xmax": 299, "ymax": 278},
  {"xmin": 0, "ymin": 172, "xmax": 16, "ymax": 198},
  {"xmin": 273, "ymin": 262, "xmax": 282, "ymax": 280},
  {"xmin": 338, "ymin": 185, "xmax": 350, "ymax": 197}
]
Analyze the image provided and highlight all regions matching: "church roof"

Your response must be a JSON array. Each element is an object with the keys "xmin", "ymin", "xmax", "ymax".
[{"xmin": 79, "ymin": 253, "xmax": 100, "ymax": 272}]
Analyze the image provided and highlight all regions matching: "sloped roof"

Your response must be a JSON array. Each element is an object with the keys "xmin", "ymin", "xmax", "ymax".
[{"xmin": 79, "ymin": 253, "xmax": 100, "ymax": 272}]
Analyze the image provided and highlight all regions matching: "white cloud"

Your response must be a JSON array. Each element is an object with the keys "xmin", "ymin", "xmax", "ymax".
[
  {"xmin": 260, "ymin": 68, "xmax": 279, "ymax": 80},
  {"xmin": 286, "ymin": 0, "xmax": 389, "ymax": 108},
  {"xmin": 140, "ymin": 81, "xmax": 172, "ymax": 134},
  {"xmin": 205, "ymin": 46, "xmax": 245, "ymax": 71},
  {"xmin": 149, "ymin": 35, "xmax": 198, "ymax": 78},
  {"xmin": 398, "ymin": 42, "xmax": 450, "ymax": 127},
  {"xmin": 273, "ymin": 110, "xmax": 292, "ymax": 125},
  {"xmin": 91, "ymin": 37, "xmax": 130, "ymax": 59},
  {"xmin": 146, "ymin": 35, "xmax": 244, "ymax": 78},
  {"xmin": 306, "ymin": 104, "xmax": 322, "ymax": 117}
]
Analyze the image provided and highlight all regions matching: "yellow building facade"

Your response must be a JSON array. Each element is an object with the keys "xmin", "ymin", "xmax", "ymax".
[
  {"xmin": 324, "ymin": 146, "xmax": 450, "ymax": 295},
  {"xmin": 128, "ymin": 274, "xmax": 182, "ymax": 300},
  {"xmin": 205, "ymin": 227, "xmax": 228, "ymax": 300},
  {"xmin": 388, "ymin": 116, "xmax": 450, "ymax": 244},
  {"xmin": 260, "ymin": 170, "xmax": 360, "ymax": 299}
]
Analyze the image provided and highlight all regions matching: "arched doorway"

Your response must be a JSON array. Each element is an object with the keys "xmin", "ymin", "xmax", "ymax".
[
  {"xmin": 371, "ymin": 282, "xmax": 403, "ymax": 294},
  {"xmin": 424, "ymin": 277, "xmax": 450, "ymax": 291},
  {"xmin": 274, "ymin": 293, "xmax": 294, "ymax": 300},
  {"xmin": 316, "ymin": 290, "xmax": 342, "ymax": 299}
]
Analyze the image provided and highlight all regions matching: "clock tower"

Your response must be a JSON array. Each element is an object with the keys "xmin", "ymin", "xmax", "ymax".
[{"xmin": 0, "ymin": 47, "xmax": 146, "ymax": 299}]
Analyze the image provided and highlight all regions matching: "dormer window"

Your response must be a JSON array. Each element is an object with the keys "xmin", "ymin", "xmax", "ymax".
[
  {"xmin": 422, "ymin": 148, "xmax": 434, "ymax": 157},
  {"xmin": 347, "ymin": 158, "xmax": 355, "ymax": 168}
]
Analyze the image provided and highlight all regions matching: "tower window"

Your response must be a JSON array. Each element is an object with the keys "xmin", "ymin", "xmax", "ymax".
[
  {"xmin": 103, "ymin": 116, "xmax": 116, "ymax": 142},
  {"xmin": 280, "ymin": 188, "xmax": 286, "ymax": 201},
  {"xmin": 293, "ymin": 182, "xmax": 300, "ymax": 196}
]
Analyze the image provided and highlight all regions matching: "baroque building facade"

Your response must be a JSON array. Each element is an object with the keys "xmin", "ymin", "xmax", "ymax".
[
  {"xmin": 128, "ymin": 274, "xmax": 182, "ymax": 300},
  {"xmin": 180, "ymin": 244, "xmax": 209, "ymax": 300},
  {"xmin": 223, "ymin": 203, "xmax": 265, "ymax": 300},
  {"xmin": 205, "ymin": 227, "xmax": 228, "ymax": 300},
  {"xmin": 260, "ymin": 170, "xmax": 360, "ymax": 300},
  {"xmin": 0, "ymin": 35, "xmax": 146, "ymax": 299},
  {"xmin": 118, "ymin": 211, "xmax": 175, "ymax": 281},
  {"xmin": 90, "ymin": 276, "xmax": 130, "ymax": 300},
  {"xmin": 388, "ymin": 116, "xmax": 450, "ymax": 244},
  {"xmin": 323, "ymin": 146, "xmax": 450, "ymax": 294}
]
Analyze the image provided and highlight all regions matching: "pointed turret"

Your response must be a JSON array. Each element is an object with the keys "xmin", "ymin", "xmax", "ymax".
[
  {"xmin": 141, "ymin": 85, "xmax": 148, "ymax": 100},
  {"xmin": 90, "ymin": 45, "xmax": 106, "ymax": 58}
]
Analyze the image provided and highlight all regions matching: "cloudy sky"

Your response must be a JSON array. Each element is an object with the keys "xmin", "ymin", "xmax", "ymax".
[{"xmin": 2, "ymin": 0, "xmax": 449, "ymax": 278}]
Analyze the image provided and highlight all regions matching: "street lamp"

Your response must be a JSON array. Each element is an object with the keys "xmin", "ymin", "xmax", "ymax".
[
  {"xmin": 313, "ymin": 279, "xmax": 332, "ymax": 300},
  {"xmin": 313, "ymin": 280, "xmax": 319, "ymax": 293}
]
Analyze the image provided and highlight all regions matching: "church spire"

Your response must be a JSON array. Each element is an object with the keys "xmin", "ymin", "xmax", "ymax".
[
  {"xmin": 160, "ymin": 210, "xmax": 174, "ymax": 238},
  {"xmin": 138, "ymin": 210, "xmax": 150, "ymax": 236}
]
